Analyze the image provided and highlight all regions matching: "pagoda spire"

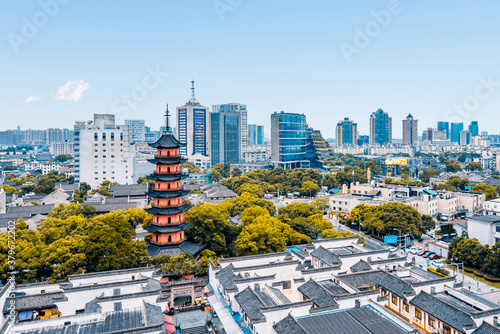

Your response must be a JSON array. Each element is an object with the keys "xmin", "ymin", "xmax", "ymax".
[{"xmin": 164, "ymin": 104, "xmax": 171, "ymax": 133}]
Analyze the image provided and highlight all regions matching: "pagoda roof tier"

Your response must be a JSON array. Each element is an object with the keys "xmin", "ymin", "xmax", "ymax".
[
  {"xmin": 145, "ymin": 205, "xmax": 190, "ymax": 215},
  {"xmin": 148, "ymin": 173, "xmax": 189, "ymax": 182},
  {"xmin": 147, "ymin": 189, "xmax": 189, "ymax": 198},
  {"xmin": 149, "ymin": 132, "xmax": 186, "ymax": 149},
  {"xmin": 147, "ymin": 157, "xmax": 188, "ymax": 165},
  {"xmin": 147, "ymin": 240, "xmax": 206, "ymax": 258},
  {"xmin": 143, "ymin": 222, "xmax": 190, "ymax": 233}
]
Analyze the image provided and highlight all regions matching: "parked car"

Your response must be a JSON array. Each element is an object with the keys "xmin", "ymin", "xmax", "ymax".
[
  {"xmin": 423, "ymin": 252, "xmax": 436, "ymax": 258},
  {"xmin": 389, "ymin": 247, "xmax": 398, "ymax": 252},
  {"xmin": 416, "ymin": 247, "xmax": 423, "ymax": 252},
  {"xmin": 428, "ymin": 254, "xmax": 441, "ymax": 260},
  {"xmin": 408, "ymin": 247, "xmax": 418, "ymax": 254},
  {"xmin": 418, "ymin": 250, "xmax": 429, "ymax": 256},
  {"xmin": 432, "ymin": 260, "xmax": 445, "ymax": 268}
]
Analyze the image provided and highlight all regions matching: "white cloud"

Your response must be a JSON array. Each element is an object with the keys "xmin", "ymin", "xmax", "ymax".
[
  {"xmin": 53, "ymin": 80, "xmax": 91, "ymax": 101},
  {"xmin": 26, "ymin": 93, "xmax": 43, "ymax": 102}
]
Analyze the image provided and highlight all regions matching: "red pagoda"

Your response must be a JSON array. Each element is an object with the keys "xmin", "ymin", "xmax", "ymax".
[{"xmin": 145, "ymin": 105, "xmax": 205, "ymax": 257}]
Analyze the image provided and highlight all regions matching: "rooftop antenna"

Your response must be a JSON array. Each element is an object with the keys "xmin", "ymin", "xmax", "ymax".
[{"xmin": 187, "ymin": 80, "xmax": 198, "ymax": 105}]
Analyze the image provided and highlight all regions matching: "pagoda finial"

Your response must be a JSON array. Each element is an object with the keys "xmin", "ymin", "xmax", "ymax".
[{"xmin": 164, "ymin": 104, "xmax": 171, "ymax": 133}]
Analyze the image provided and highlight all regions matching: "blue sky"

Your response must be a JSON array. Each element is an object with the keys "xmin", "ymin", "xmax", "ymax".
[{"xmin": 1, "ymin": 0, "xmax": 499, "ymax": 138}]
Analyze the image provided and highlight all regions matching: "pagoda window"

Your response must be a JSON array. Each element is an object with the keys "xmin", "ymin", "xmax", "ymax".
[
  {"xmin": 168, "ymin": 200, "xmax": 171, "ymax": 206},
  {"xmin": 167, "ymin": 151, "xmax": 170, "ymax": 157},
  {"xmin": 168, "ymin": 167, "xmax": 171, "ymax": 173},
  {"xmin": 155, "ymin": 234, "xmax": 158, "ymax": 242},
  {"xmin": 168, "ymin": 217, "xmax": 171, "ymax": 224},
  {"xmin": 168, "ymin": 236, "xmax": 172, "ymax": 243},
  {"xmin": 168, "ymin": 184, "xmax": 171, "ymax": 189}
]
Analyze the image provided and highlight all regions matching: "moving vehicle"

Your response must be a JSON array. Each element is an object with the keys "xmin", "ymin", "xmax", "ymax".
[
  {"xmin": 432, "ymin": 260, "xmax": 445, "ymax": 268},
  {"xmin": 389, "ymin": 247, "xmax": 398, "ymax": 252}
]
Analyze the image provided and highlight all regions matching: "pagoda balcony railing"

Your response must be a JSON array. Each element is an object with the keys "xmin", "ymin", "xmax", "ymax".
[
  {"xmin": 151, "ymin": 186, "xmax": 183, "ymax": 192},
  {"xmin": 149, "ymin": 240, "xmax": 184, "ymax": 247},
  {"xmin": 153, "ymin": 170, "xmax": 182, "ymax": 175},
  {"xmin": 154, "ymin": 154, "xmax": 182, "ymax": 158}
]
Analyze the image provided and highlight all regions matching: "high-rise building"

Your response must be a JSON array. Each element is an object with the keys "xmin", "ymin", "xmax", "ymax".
[
  {"xmin": 468, "ymin": 121, "xmax": 479, "ymax": 137},
  {"xmin": 145, "ymin": 107, "xmax": 205, "ymax": 257},
  {"xmin": 357, "ymin": 135, "xmax": 369, "ymax": 146},
  {"xmin": 210, "ymin": 107, "xmax": 241, "ymax": 165},
  {"xmin": 177, "ymin": 81, "xmax": 208, "ymax": 157},
  {"xmin": 459, "ymin": 130, "xmax": 471, "ymax": 146},
  {"xmin": 125, "ymin": 120, "xmax": 146, "ymax": 143},
  {"xmin": 335, "ymin": 117, "xmax": 358, "ymax": 147},
  {"xmin": 0, "ymin": 188, "xmax": 5, "ymax": 214},
  {"xmin": 450, "ymin": 122, "xmax": 464, "ymax": 143},
  {"xmin": 74, "ymin": 114, "xmax": 133, "ymax": 187},
  {"xmin": 369, "ymin": 108, "xmax": 392, "ymax": 145},
  {"xmin": 402, "ymin": 114, "xmax": 418, "ymax": 146},
  {"xmin": 437, "ymin": 121, "xmax": 450, "ymax": 139},
  {"xmin": 248, "ymin": 124, "xmax": 264, "ymax": 146},
  {"xmin": 212, "ymin": 103, "xmax": 247, "ymax": 160},
  {"xmin": 271, "ymin": 111, "xmax": 309, "ymax": 169}
]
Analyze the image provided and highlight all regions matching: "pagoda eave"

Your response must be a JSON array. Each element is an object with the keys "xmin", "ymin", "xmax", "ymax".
[
  {"xmin": 144, "ymin": 222, "xmax": 191, "ymax": 233},
  {"xmin": 147, "ymin": 157, "xmax": 188, "ymax": 164},
  {"xmin": 145, "ymin": 205, "xmax": 190, "ymax": 215},
  {"xmin": 148, "ymin": 173, "xmax": 189, "ymax": 182},
  {"xmin": 147, "ymin": 189, "xmax": 190, "ymax": 198}
]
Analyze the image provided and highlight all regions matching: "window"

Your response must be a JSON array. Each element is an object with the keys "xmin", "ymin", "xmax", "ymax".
[
  {"xmin": 113, "ymin": 288, "xmax": 121, "ymax": 296},
  {"xmin": 114, "ymin": 302, "xmax": 122, "ymax": 311},
  {"xmin": 283, "ymin": 280, "xmax": 291, "ymax": 289},
  {"xmin": 428, "ymin": 317, "xmax": 436, "ymax": 328},
  {"xmin": 94, "ymin": 133, "xmax": 98, "ymax": 141},
  {"xmin": 443, "ymin": 325, "xmax": 451, "ymax": 334},
  {"xmin": 111, "ymin": 132, "xmax": 115, "ymax": 141},
  {"xmin": 415, "ymin": 308, "xmax": 422, "ymax": 320},
  {"xmin": 403, "ymin": 300, "xmax": 409, "ymax": 312},
  {"xmin": 391, "ymin": 294, "xmax": 398, "ymax": 305}
]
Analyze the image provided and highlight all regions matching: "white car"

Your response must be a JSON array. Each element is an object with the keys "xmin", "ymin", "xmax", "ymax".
[
  {"xmin": 408, "ymin": 247, "xmax": 418, "ymax": 254},
  {"xmin": 416, "ymin": 247, "xmax": 423, "ymax": 252},
  {"xmin": 389, "ymin": 247, "xmax": 398, "ymax": 252},
  {"xmin": 432, "ymin": 260, "xmax": 444, "ymax": 268}
]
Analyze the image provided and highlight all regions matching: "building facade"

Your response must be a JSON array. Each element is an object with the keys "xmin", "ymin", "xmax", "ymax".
[
  {"xmin": 124, "ymin": 119, "xmax": 146, "ymax": 143},
  {"xmin": 437, "ymin": 121, "xmax": 450, "ymax": 139},
  {"xmin": 212, "ymin": 103, "xmax": 247, "ymax": 161},
  {"xmin": 177, "ymin": 81, "xmax": 208, "ymax": 157},
  {"xmin": 74, "ymin": 114, "xmax": 133, "ymax": 188},
  {"xmin": 210, "ymin": 108, "xmax": 241, "ymax": 165},
  {"xmin": 469, "ymin": 121, "xmax": 479, "ymax": 137},
  {"xmin": 460, "ymin": 130, "xmax": 472, "ymax": 146},
  {"xmin": 248, "ymin": 124, "xmax": 264, "ymax": 146},
  {"xmin": 336, "ymin": 117, "xmax": 358, "ymax": 147},
  {"xmin": 369, "ymin": 108, "xmax": 392, "ymax": 145},
  {"xmin": 450, "ymin": 122, "xmax": 464, "ymax": 143},
  {"xmin": 271, "ymin": 111, "xmax": 309, "ymax": 169},
  {"xmin": 402, "ymin": 114, "xmax": 418, "ymax": 146}
]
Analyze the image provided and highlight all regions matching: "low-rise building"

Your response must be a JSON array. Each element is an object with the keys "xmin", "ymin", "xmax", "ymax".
[{"xmin": 467, "ymin": 215, "xmax": 500, "ymax": 246}]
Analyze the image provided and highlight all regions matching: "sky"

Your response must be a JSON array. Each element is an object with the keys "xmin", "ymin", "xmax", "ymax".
[{"xmin": 1, "ymin": 1, "xmax": 499, "ymax": 139}]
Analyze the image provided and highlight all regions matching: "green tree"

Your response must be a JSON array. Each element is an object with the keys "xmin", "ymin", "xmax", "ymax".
[
  {"xmin": 300, "ymin": 181, "xmax": 320, "ymax": 198},
  {"xmin": 1, "ymin": 184, "xmax": 18, "ymax": 196},
  {"xmin": 419, "ymin": 168, "xmax": 437, "ymax": 183},
  {"xmin": 237, "ymin": 183, "xmax": 264, "ymax": 198},
  {"xmin": 288, "ymin": 218, "xmax": 316, "ymax": 239},
  {"xmin": 241, "ymin": 206, "xmax": 271, "ymax": 226},
  {"xmin": 181, "ymin": 162, "xmax": 200, "ymax": 173},
  {"xmin": 225, "ymin": 192, "xmax": 276, "ymax": 217},
  {"xmin": 231, "ymin": 167, "xmax": 242, "ymax": 177},
  {"xmin": 465, "ymin": 162, "xmax": 483, "ymax": 171},
  {"xmin": 210, "ymin": 170, "xmax": 222, "ymax": 182},
  {"xmin": 445, "ymin": 162, "xmax": 462, "ymax": 172},
  {"xmin": 54, "ymin": 154, "xmax": 74, "ymax": 162},
  {"xmin": 471, "ymin": 184, "xmax": 498, "ymax": 200},
  {"xmin": 311, "ymin": 198, "xmax": 328, "ymax": 214},
  {"xmin": 278, "ymin": 202, "xmax": 321, "ymax": 224}
]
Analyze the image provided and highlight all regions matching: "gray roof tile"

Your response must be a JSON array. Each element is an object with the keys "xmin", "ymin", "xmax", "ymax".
[{"xmin": 310, "ymin": 246, "xmax": 342, "ymax": 266}]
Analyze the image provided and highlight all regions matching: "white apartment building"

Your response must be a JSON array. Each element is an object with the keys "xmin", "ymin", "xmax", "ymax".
[
  {"xmin": 242, "ymin": 145, "xmax": 271, "ymax": 163},
  {"xmin": 467, "ymin": 215, "xmax": 500, "ymax": 246},
  {"xmin": 484, "ymin": 198, "xmax": 500, "ymax": 215},
  {"xmin": 49, "ymin": 141, "xmax": 74, "ymax": 155},
  {"xmin": 24, "ymin": 163, "xmax": 61, "ymax": 175},
  {"xmin": 125, "ymin": 119, "xmax": 146, "ymax": 143},
  {"xmin": 74, "ymin": 114, "xmax": 133, "ymax": 188}
]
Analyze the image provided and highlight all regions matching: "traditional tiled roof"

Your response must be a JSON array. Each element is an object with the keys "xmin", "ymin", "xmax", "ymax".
[
  {"xmin": 350, "ymin": 260, "xmax": 372, "ymax": 273},
  {"xmin": 149, "ymin": 132, "xmax": 186, "ymax": 149},
  {"xmin": 144, "ymin": 205, "xmax": 190, "ymax": 216},
  {"xmin": 147, "ymin": 240, "xmax": 206, "ymax": 258},
  {"xmin": 214, "ymin": 264, "xmax": 238, "ymax": 292},
  {"xmin": 339, "ymin": 270, "xmax": 414, "ymax": 299},
  {"xmin": 472, "ymin": 322, "xmax": 500, "ymax": 334},
  {"xmin": 148, "ymin": 173, "xmax": 188, "ymax": 182},
  {"xmin": 147, "ymin": 189, "xmax": 190, "ymax": 198},
  {"xmin": 298, "ymin": 279, "xmax": 339, "ymax": 308},
  {"xmin": 234, "ymin": 287, "xmax": 266, "ymax": 323},
  {"xmin": 201, "ymin": 184, "xmax": 237, "ymax": 199},
  {"xmin": 3, "ymin": 291, "xmax": 66, "ymax": 312},
  {"xmin": 147, "ymin": 157, "xmax": 187, "ymax": 165},
  {"xmin": 410, "ymin": 291, "xmax": 476, "ymax": 332},
  {"xmin": 273, "ymin": 314, "xmax": 307, "ymax": 334},
  {"xmin": 110, "ymin": 184, "xmax": 148, "ymax": 197},
  {"xmin": 143, "ymin": 222, "xmax": 190, "ymax": 233},
  {"xmin": 310, "ymin": 246, "xmax": 342, "ymax": 266}
]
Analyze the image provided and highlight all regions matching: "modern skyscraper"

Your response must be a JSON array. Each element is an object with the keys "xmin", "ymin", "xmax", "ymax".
[
  {"xmin": 74, "ymin": 114, "xmax": 133, "ymax": 187},
  {"xmin": 459, "ymin": 130, "xmax": 471, "ymax": 146},
  {"xmin": 212, "ymin": 103, "xmax": 247, "ymax": 160},
  {"xmin": 402, "ymin": 114, "xmax": 418, "ymax": 146},
  {"xmin": 177, "ymin": 81, "xmax": 208, "ymax": 157},
  {"xmin": 145, "ymin": 107, "xmax": 205, "ymax": 257},
  {"xmin": 357, "ymin": 135, "xmax": 369, "ymax": 146},
  {"xmin": 271, "ymin": 111, "xmax": 309, "ymax": 169},
  {"xmin": 248, "ymin": 124, "xmax": 264, "ymax": 146},
  {"xmin": 450, "ymin": 122, "xmax": 464, "ymax": 143},
  {"xmin": 468, "ymin": 121, "xmax": 479, "ymax": 137},
  {"xmin": 335, "ymin": 117, "xmax": 358, "ymax": 147},
  {"xmin": 437, "ymin": 121, "xmax": 450, "ymax": 139},
  {"xmin": 210, "ymin": 107, "xmax": 241, "ymax": 165},
  {"xmin": 125, "ymin": 119, "xmax": 146, "ymax": 143},
  {"xmin": 369, "ymin": 108, "xmax": 392, "ymax": 145}
]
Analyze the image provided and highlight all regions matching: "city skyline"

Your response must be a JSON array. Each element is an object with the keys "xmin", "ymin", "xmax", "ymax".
[{"xmin": 1, "ymin": 1, "xmax": 500, "ymax": 137}]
